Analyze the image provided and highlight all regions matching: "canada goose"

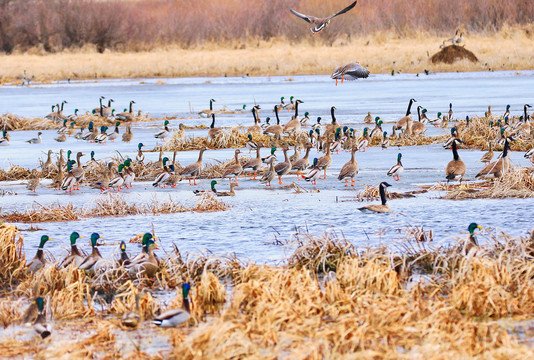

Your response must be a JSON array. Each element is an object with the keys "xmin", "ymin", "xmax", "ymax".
[
  {"xmin": 395, "ymin": 98, "xmax": 417, "ymax": 130},
  {"xmin": 331, "ymin": 62, "xmax": 370, "ymax": 85},
  {"xmin": 290, "ymin": 1, "xmax": 358, "ymax": 35},
  {"xmin": 364, "ymin": 112, "xmax": 373, "ymax": 124},
  {"xmin": 480, "ymin": 140, "xmax": 494, "ymax": 164},
  {"xmin": 358, "ymin": 182, "xmax": 392, "ymax": 213},
  {"xmin": 153, "ymin": 283, "xmax": 191, "ymax": 327},
  {"xmin": 60, "ymin": 232, "xmax": 85, "ymax": 268},
  {"xmin": 0, "ymin": 130, "xmax": 9, "ymax": 146},
  {"xmin": 247, "ymin": 105, "xmax": 262, "ymax": 134},
  {"xmin": 325, "ymin": 106, "xmax": 340, "ymax": 135},
  {"xmin": 445, "ymin": 29, "xmax": 460, "ymax": 45},
  {"xmin": 274, "ymin": 148, "xmax": 292, "ymax": 185},
  {"xmin": 121, "ymin": 125, "xmax": 133, "ymax": 143},
  {"xmin": 180, "ymin": 147, "xmax": 206, "ymax": 185},
  {"xmin": 199, "ymin": 99, "xmax": 216, "ymax": 117},
  {"xmin": 116, "ymin": 101, "xmax": 136, "ymax": 121},
  {"xmin": 78, "ymin": 233, "xmax": 104, "ymax": 272},
  {"xmin": 26, "ymin": 132, "xmax": 43, "ymax": 144},
  {"xmin": 32, "ymin": 297, "xmax": 52, "ymax": 339},
  {"xmin": 283, "ymin": 99, "xmax": 304, "ymax": 134},
  {"xmin": 263, "ymin": 105, "xmax": 283, "ymax": 139},
  {"xmin": 26, "ymin": 235, "xmax": 52, "ymax": 274},
  {"xmin": 101, "ymin": 98, "xmax": 114, "ymax": 117},
  {"xmin": 387, "ymin": 153, "xmax": 403, "ymax": 181},
  {"xmin": 208, "ymin": 113, "xmax": 223, "ymax": 139},
  {"xmin": 446, "ymin": 139, "xmax": 466, "ymax": 184},
  {"xmin": 154, "ymin": 120, "xmax": 170, "ymax": 141},
  {"xmin": 222, "ymin": 149, "xmax": 243, "ymax": 185},
  {"xmin": 91, "ymin": 96, "xmax": 105, "ymax": 115},
  {"xmin": 243, "ymin": 146, "xmax": 262, "ymax": 180},
  {"xmin": 338, "ymin": 147, "xmax": 358, "ymax": 186},
  {"xmin": 260, "ymin": 156, "xmax": 276, "ymax": 186},
  {"xmin": 107, "ymin": 122, "xmax": 120, "ymax": 142},
  {"xmin": 136, "ymin": 143, "xmax": 145, "ymax": 163},
  {"xmin": 476, "ymin": 137, "xmax": 514, "ymax": 179}
]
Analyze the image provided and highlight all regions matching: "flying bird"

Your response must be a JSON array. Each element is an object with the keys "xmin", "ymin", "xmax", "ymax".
[
  {"xmin": 331, "ymin": 62, "xmax": 370, "ymax": 85},
  {"xmin": 290, "ymin": 1, "xmax": 358, "ymax": 35}
]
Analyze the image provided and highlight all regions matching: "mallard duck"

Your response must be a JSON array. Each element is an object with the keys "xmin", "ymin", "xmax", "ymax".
[
  {"xmin": 70, "ymin": 152, "xmax": 85, "ymax": 190},
  {"xmin": 304, "ymin": 158, "xmax": 320, "ymax": 184},
  {"xmin": 387, "ymin": 153, "xmax": 404, "ymax": 181},
  {"xmin": 33, "ymin": 297, "xmax": 52, "ymax": 339},
  {"xmin": 260, "ymin": 156, "xmax": 276, "ymax": 186},
  {"xmin": 369, "ymin": 117, "xmax": 383, "ymax": 138},
  {"xmin": 290, "ymin": 1, "xmax": 357, "ymax": 35},
  {"xmin": 338, "ymin": 147, "xmax": 359, "ymax": 186},
  {"xmin": 154, "ymin": 120, "xmax": 170, "ymax": 141},
  {"xmin": 123, "ymin": 159, "xmax": 135, "ymax": 189},
  {"xmin": 263, "ymin": 105, "xmax": 283, "ymax": 139},
  {"xmin": 128, "ymin": 239, "xmax": 158, "ymax": 278},
  {"xmin": 274, "ymin": 148, "xmax": 292, "ymax": 185},
  {"xmin": 524, "ymin": 147, "xmax": 534, "ymax": 160},
  {"xmin": 94, "ymin": 126, "xmax": 109, "ymax": 143},
  {"xmin": 395, "ymin": 98, "xmax": 417, "ymax": 130},
  {"xmin": 194, "ymin": 180, "xmax": 218, "ymax": 195},
  {"xmin": 357, "ymin": 128, "xmax": 370, "ymax": 152},
  {"xmin": 26, "ymin": 132, "xmax": 43, "ymax": 144},
  {"xmin": 300, "ymin": 111, "xmax": 310, "ymax": 126},
  {"xmin": 442, "ymin": 127, "xmax": 458, "ymax": 149},
  {"xmin": 58, "ymin": 119, "xmax": 69, "ymax": 134},
  {"xmin": 480, "ymin": 140, "xmax": 494, "ymax": 164},
  {"xmin": 364, "ymin": 112, "xmax": 373, "ymax": 124},
  {"xmin": 289, "ymin": 145, "xmax": 301, "ymax": 164},
  {"xmin": 153, "ymin": 157, "xmax": 171, "ymax": 187},
  {"xmin": 247, "ymin": 105, "xmax": 262, "ymax": 134},
  {"xmin": 467, "ymin": 223, "xmax": 483, "ymax": 246},
  {"xmin": 26, "ymin": 235, "xmax": 52, "ymax": 274},
  {"xmin": 122, "ymin": 125, "xmax": 133, "ymax": 143},
  {"xmin": 45, "ymin": 103, "xmax": 59, "ymax": 120},
  {"xmin": 41, "ymin": 150, "xmax": 55, "ymax": 172},
  {"xmin": 312, "ymin": 117, "xmax": 323, "ymax": 132},
  {"xmin": 235, "ymin": 104, "xmax": 247, "ymax": 112},
  {"xmin": 448, "ymin": 103, "xmax": 454, "ymax": 121},
  {"xmin": 52, "ymin": 158, "xmax": 65, "ymax": 190},
  {"xmin": 381, "ymin": 131, "xmax": 389, "ymax": 149},
  {"xmin": 153, "ymin": 283, "xmax": 191, "ymax": 328},
  {"xmin": 330, "ymin": 128, "xmax": 343, "ymax": 154},
  {"xmin": 243, "ymin": 146, "xmax": 262, "ymax": 180},
  {"xmin": 0, "ymin": 130, "xmax": 10, "ymax": 146},
  {"xmin": 429, "ymin": 112, "xmax": 443, "ymax": 127},
  {"xmin": 277, "ymin": 97, "xmax": 286, "ymax": 109},
  {"xmin": 216, "ymin": 183, "xmax": 238, "ymax": 196},
  {"xmin": 208, "ymin": 114, "xmax": 223, "ymax": 140},
  {"xmin": 315, "ymin": 142, "xmax": 332, "ymax": 179},
  {"xmin": 60, "ymin": 232, "xmax": 85, "ymax": 268},
  {"xmin": 109, "ymin": 164, "xmax": 126, "ymax": 191},
  {"xmin": 198, "ymin": 99, "xmax": 216, "ymax": 118},
  {"xmin": 81, "ymin": 122, "xmax": 96, "ymax": 141},
  {"xmin": 389, "ymin": 126, "xmax": 398, "ymax": 140},
  {"xmin": 446, "ymin": 139, "xmax": 466, "ymax": 184},
  {"xmin": 292, "ymin": 143, "xmax": 312, "ymax": 179},
  {"xmin": 128, "ymin": 233, "xmax": 156, "ymax": 264},
  {"xmin": 222, "ymin": 149, "xmax": 243, "ymax": 185},
  {"xmin": 60, "ymin": 161, "xmax": 77, "ymax": 192},
  {"xmin": 116, "ymin": 101, "xmax": 136, "ymax": 121},
  {"xmin": 107, "ymin": 122, "xmax": 120, "ymax": 142},
  {"xmin": 331, "ymin": 62, "xmax": 370, "ymax": 85},
  {"xmin": 164, "ymin": 165, "xmax": 182, "ymax": 188},
  {"xmin": 78, "ymin": 233, "xmax": 104, "ymax": 272},
  {"xmin": 283, "ymin": 96, "xmax": 295, "ymax": 111},
  {"xmin": 476, "ymin": 137, "xmax": 514, "ymax": 179},
  {"xmin": 358, "ymin": 182, "xmax": 392, "ymax": 213},
  {"xmin": 283, "ymin": 99, "xmax": 304, "ymax": 134},
  {"xmin": 122, "ymin": 291, "xmax": 146, "ymax": 328},
  {"xmin": 180, "ymin": 148, "xmax": 206, "ymax": 185},
  {"xmin": 246, "ymin": 134, "xmax": 258, "ymax": 153},
  {"xmin": 135, "ymin": 143, "xmax": 145, "ymax": 164},
  {"xmin": 485, "ymin": 106, "xmax": 493, "ymax": 118},
  {"xmin": 26, "ymin": 171, "xmax": 40, "ymax": 192},
  {"xmin": 419, "ymin": 108, "xmax": 430, "ymax": 123},
  {"xmin": 54, "ymin": 133, "xmax": 66, "ymax": 142},
  {"xmin": 261, "ymin": 146, "xmax": 277, "ymax": 163}
]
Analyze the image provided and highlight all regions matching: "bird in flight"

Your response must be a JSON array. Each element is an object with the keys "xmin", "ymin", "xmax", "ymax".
[
  {"xmin": 290, "ymin": 1, "xmax": 358, "ymax": 35},
  {"xmin": 331, "ymin": 62, "xmax": 370, "ymax": 85}
]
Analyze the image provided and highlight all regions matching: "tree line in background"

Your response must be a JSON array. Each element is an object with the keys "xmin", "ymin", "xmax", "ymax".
[{"xmin": 0, "ymin": 0, "xmax": 532, "ymax": 54}]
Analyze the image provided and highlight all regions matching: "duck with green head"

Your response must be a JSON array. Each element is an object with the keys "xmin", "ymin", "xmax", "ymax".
[
  {"xmin": 153, "ymin": 157, "xmax": 171, "ymax": 187},
  {"xmin": 33, "ymin": 297, "xmax": 52, "ymax": 339},
  {"xmin": 61, "ymin": 232, "xmax": 85, "ymax": 268},
  {"xmin": 94, "ymin": 126, "xmax": 109, "ymax": 143},
  {"xmin": 123, "ymin": 158, "xmax": 135, "ymax": 189},
  {"xmin": 107, "ymin": 121, "xmax": 121, "ymax": 142},
  {"xmin": 387, "ymin": 153, "xmax": 403, "ymax": 181},
  {"xmin": 129, "ymin": 233, "xmax": 156, "ymax": 265},
  {"xmin": 109, "ymin": 164, "xmax": 125, "ymax": 191},
  {"xmin": 468, "ymin": 223, "xmax": 483, "ymax": 245},
  {"xmin": 136, "ymin": 143, "xmax": 145, "ymax": 164},
  {"xmin": 119, "ymin": 241, "xmax": 130, "ymax": 267},
  {"xmin": 153, "ymin": 283, "xmax": 191, "ymax": 327},
  {"xmin": 154, "ymin": 120, "xmax": 170, "ymax": 141},
  {"xmin": 357, "ymin": 127, "xmax": 370, "ymax": 152},
  {"xmin": 246, "ymin": 134, "xmax": 258, "ymax": 153},
  {"xmin": 261, "ymin": 146, "xmax": 277, "ymax": 164},
  {"xmin": 128, "ymin": 239, "xmax": 158, "ymax": 278},
  {"xmin": 304, "ymin": 158, "xmax": 320, "ymax": 184},
  {"xmin": 26, "ymin": 235, "xmax": 52, "ymax": 274},
  {"xmin": 78, "ymin": 233, "xmax": 103, "ymax": 272},
  {"xmin": 194, "ymin": 180, "xmax": 218, "ymax": 195}
]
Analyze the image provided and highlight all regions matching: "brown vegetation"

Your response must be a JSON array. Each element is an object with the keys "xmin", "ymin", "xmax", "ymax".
[{"xmin": 431, "ymin": 44, "xmax": 479, "ymax": 64}]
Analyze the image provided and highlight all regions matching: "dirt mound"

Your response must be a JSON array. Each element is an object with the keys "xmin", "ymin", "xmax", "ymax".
[{"xmin": 430, "ymin": 45, "xmax": 478, "ymax": 64}]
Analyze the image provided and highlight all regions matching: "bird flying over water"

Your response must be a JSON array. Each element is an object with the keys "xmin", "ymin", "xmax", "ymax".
[
  {"xmin": 290, "ymin": 1, "xmax": 358, "ymax": 35},
  {"xmin": 331, "ymin": 62, "xmax": 370, "ymax": 85}
]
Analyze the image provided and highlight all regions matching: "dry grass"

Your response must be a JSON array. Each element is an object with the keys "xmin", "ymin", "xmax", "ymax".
[
  {"xmin": 1, "ymin": 26, "xmax": 533, "ymax": 82},
  {"xmin": 444, "ymin": 168, "xmax": 534, "ymax": 199},
  {"xmin": 0, "ymin": 193, "xmax": 229, "ymax": 223},
  {"xmin": 1, "ymin": 225, "xmax": 534, "ymax": 357}
]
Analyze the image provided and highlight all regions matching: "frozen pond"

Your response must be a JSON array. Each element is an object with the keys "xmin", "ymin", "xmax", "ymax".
[{"xmin": 1, "ymin": 71, "xmax": 533, "ymax": 264}]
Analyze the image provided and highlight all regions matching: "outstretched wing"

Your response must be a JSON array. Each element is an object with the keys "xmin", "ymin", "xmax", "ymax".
[
  {"xmin": 328, "ymin": 0, "xmax": 357, "ymax": 20},
  {"xmin": 290, "ymin": 9, "xmax": 314, "ymax": 23}
]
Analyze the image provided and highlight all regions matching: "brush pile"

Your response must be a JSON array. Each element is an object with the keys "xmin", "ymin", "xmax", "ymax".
[{"xmin": 430, "ymin": 45, "xmax": 478, "ymax": 64}]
